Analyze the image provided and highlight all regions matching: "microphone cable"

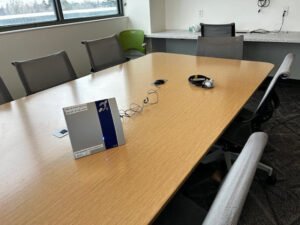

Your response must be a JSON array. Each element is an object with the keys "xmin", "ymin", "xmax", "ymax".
[{"xmin": 257, "ymin": 0, "xmax": 270, "ymax": 13}]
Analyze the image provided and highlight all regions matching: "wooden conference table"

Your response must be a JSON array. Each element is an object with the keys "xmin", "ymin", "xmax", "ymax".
[{"xmin": 0, "ymin": 53, "xmax": 273, "ymax": 225}]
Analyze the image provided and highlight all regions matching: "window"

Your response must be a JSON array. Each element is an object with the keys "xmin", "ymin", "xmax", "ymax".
[
  {"xmin": 61, "ymin": 0, "xmax": 119, "ymax": 20},
  {"xmin": 0, "ymin": 0, "xmax": 57, "ymax": 27},
  {"xmin": 0, "ymin": 0, "xmax": 123, "ymax": 31}
]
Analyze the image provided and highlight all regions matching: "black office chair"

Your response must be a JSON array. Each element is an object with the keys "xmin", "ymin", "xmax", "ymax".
[
  {"xmin": 154, "ymin": 132, "xmax": 268, "ymax": 225},
  {"xmin": 220, "ymin": 53, "xmax": 294, "ymax": 182},
  {"xmin": 0, "ymin": 76, "xmax": 13, "ymax": 104},
  {"xmin": 200, "ymin": 23, "xmax": 235, "ymax": 37},
  {"xmin": 196, "ymin": 36, "xmax": 244, "ymax": 59},
  {"xmin": 82, "ymin": 34, "xmax": 127, "ymax": 72},
  {"xmin": 223, "ymin": 53, "xmax": 294, "ymax": 146},
  {"xmin": 12, "ymin": 51, "xmax": 77, "ymax": 95}
]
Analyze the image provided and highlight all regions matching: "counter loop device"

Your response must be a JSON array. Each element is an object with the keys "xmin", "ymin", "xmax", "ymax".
[{"xmin": 63, "ymin": 98, "xmax": 125, "ymax": 159}]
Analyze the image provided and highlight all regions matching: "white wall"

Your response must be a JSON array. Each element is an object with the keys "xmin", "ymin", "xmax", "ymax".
[
  {"xmin": 123, "ymin": 0, "xmax": 151, "ymax": 33},
  {"xmin": 165, "ymin": 0, "xmax": 300, "ymax": 31},
  {"xmin": 150, "ymin": 0, "xmax": 166, "ymax": 33},
  {"xmin": 0, "ymin": 17, "xmax": 128, "ymax": 99},
  {"xmin": 123, "ymin": 0, "xmax": 166, "ymax": 33}
]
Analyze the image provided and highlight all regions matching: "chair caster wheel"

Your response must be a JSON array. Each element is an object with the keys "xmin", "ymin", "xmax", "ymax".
[{"xmin": 266, "ymin": 173, "xmax": 277, "ymax": 185}]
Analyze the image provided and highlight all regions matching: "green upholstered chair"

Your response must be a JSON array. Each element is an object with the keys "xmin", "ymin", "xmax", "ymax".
[{"xmin": 118, "ymin": 29, "xmax": 146, "ymax": 60}]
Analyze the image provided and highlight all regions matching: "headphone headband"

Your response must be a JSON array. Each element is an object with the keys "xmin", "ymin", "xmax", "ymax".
[{"xmin": 188, "ymin": 75, "xmax": 214, "ymax": 88}]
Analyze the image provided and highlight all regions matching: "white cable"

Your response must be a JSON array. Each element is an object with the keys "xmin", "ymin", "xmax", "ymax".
[{"xmin": 120, "ymin": 89, "xmax": 159, "ymax": 118}]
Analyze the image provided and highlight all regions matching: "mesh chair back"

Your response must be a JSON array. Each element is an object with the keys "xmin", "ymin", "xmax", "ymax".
[
  {"xmin": 200, "ymin": 23, "xmax": 235, "ymax": 37},
  {"xmin": 118, "ymin": 30, "xmax": 146, "ymax": 54},
  {"xmin": 12, "ymin": 51, "xmax": 76, "ymax": 95},
  {"xmin": 196, "ymin": 36, "xmax": 244, "ymax": 59},
  {"xmin": 255, "ymin": 53, "xmax": 294, "ymax": 114},
  {"xmin": 0, "ymin": 76, "xmax": 13, "ymax": 105},
  {"xmin": 82, "ymin": 35, "xmax": 126, "ymax": 72}
]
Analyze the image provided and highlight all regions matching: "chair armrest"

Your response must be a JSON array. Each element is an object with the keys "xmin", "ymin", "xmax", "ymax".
[{"xmin": 202, "ymin": 132, "xmax": 268, "ymax": 225}]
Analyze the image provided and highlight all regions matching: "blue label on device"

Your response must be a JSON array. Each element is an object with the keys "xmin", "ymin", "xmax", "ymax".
[{"xmin": 95, "ymin": 100, "xmax": 118, "ymax": 149}]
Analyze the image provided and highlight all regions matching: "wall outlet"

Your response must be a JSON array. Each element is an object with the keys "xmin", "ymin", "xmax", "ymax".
[
  {"xmin": 199, "ymin": 9, "xmax": 204, "ymax": 18},
  {"xmin": 283, "ymin": 6, "xmax": 289, "ymax": 16}
]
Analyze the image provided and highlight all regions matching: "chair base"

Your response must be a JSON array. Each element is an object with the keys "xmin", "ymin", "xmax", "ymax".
[{"xmin": 203, "ymin": 148, "xmax": 275, "ymax": 184}]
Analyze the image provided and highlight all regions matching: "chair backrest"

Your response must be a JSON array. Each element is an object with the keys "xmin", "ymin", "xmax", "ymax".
[
  {"xmin": 196, "ymin": 36, "xmax": 244, "ymax": 60},
  {"xmin": 118, "ymin": 29, "xmax": 145, "ymax": 53},
  {"xmin": 255, "ymin": 53, "xmax": 294, "ymax": 115},
  {"xmin": 0, "ymin": 76, "xmax": 13, "ymax": 104},
  {"xmin": 12, "ymin": 51, "xmax": 76, "ymax": 95},
  {"xmin": 82, "ymin": 34, "xmax": 126, "ymax": 72},
  {"xmin": 203, "ymin": 132, "xmax": 268, "ymax": 225},
  {"xmin": 200, "ymin": 23, "xmax": 235, "ymax": 37}
]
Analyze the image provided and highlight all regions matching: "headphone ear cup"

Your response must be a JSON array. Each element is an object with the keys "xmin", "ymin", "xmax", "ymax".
[{"xmin": 202, "ymin": 79, "xmax": 214, "ymax": 88}]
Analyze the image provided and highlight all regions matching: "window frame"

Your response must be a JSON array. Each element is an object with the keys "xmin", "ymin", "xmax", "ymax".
[{"xmin": 0, "ymin": 0, "xmax": 124, "ymax": 32}]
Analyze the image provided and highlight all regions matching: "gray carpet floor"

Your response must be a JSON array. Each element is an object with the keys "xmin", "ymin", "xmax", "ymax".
[
  {"xmin": 154, "ymin": 79, "xmax": 300, "ymax": 225},
  {"xmin": 238, "ymin": 80, "xmax": 300, "ymax": 225}
]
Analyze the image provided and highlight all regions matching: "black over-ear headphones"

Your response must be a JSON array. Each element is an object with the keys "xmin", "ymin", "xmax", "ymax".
[{"xmin": 188, "ymin": 75, "xmax": 214, "ymax": 89}]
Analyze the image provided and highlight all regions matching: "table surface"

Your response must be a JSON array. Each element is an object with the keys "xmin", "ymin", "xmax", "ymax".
[
  {"xmin": 146, "ymin": 30, "xmax": 300, "ymax": 43},
  {"xmin": 0, "ymin": 53, "xmax": 273, "ymax": 225}
]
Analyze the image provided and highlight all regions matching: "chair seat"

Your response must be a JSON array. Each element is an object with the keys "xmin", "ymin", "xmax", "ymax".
[
  {"xmin": 221, "ymin": 108, "xmax": 254, "ymax": 147},
  {"xmin": 124, "ymin": 49, "xmax": 145, "ymax": 60},
  {"xmin": 153, "ymin": 194, "xmax": 207, "ymax": 225},
  {"xmin": 243, "ymin": 90, "xmax": 265, "ymax": 112},
  {"xmin": 236, "ymin": 107, "xmax": 254, "ymax": 120}
]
